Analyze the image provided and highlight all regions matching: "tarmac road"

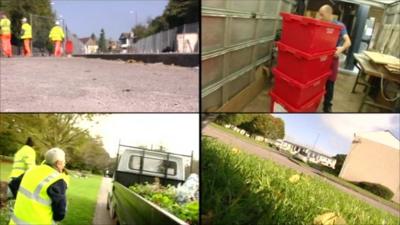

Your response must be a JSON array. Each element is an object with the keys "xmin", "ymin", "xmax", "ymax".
[
  {"xmin": 0, "ymin": 57, "xmax": 198, "ymax": 112},
  {"xmin": 92, "ymin": 177, "xmax": 115, "ymax": 225}
]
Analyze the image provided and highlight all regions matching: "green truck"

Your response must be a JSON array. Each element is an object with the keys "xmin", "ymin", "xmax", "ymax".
[{"xmin": 107, "ymin": 144, "xmax": 194, "ymax": 225}]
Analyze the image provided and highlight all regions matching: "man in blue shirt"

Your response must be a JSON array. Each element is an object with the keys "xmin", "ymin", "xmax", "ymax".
[{"xmin": 318, "ymin": 5, "xmax": 352, "ymax": 112}]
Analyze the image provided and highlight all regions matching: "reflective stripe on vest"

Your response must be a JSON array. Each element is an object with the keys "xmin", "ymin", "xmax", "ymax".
[
  {"xmin": 11, "ymin": 214, "xmax": 57, "ymax": 225},
  {"xmin": 11, "ymin": 214, "xmax": 31, "ymax": 225},
  {"xmin": 9, "ymin": 146, "xmax": 36, "ymax": 179},
  {"xmin": 0, "ymin": 18, "xmax": 11, "ymax": 34}
]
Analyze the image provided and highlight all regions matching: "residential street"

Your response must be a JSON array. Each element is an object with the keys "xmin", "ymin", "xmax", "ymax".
[{"xmin": 203, "ymin": 124, "xmax": 400, "ymax": 217}]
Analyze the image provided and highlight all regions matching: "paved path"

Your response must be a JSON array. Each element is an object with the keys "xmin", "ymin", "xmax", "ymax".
[
  {"xmin": 92, "ymin": 177, "xmax": 115, "ymax": 225},
  {"xmin": 203, "ymin": 125, "xmax": 400, "ymax": 217},
  {"xmin": 0, "ymin": 57, "xmax": 198, "ymax": 112}
]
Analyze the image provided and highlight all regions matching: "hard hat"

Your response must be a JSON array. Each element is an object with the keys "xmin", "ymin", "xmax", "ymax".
[
  {"xmin": 22, "ymin": 17, "xmax": 27, "ymax": 23},
  {"xmin": 55, "ymin": 20, "xmax": 60, "ymax": 25},
  {"xmin": 45, "ymin": 147, "xmax": 66, "ymax": 165}
]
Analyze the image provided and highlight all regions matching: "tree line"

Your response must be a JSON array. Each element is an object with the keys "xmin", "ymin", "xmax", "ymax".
[
  {"xmin": 0, "ymin": 114, "xmax": 112, "ymax": 174},
  {"xmin": 1, "ymin": 0, "xmax": 55, "ymax": 52},
  {"xmin": 215, "ymin": 114, "xmax": 285, "ymax": 140},
  {"xmin": 132, "ymin": 0, "xmax": 199, "ymax": 41}
]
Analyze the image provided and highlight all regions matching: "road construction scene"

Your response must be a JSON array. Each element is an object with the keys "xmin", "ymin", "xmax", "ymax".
[
  {"xmin": 0, "ymin": 0, "xmax": 199, "ymax": 112},
  {"xmin": 0, "ymin": 113, "xmax": 199, "ymax": 225},
  {"xmin": 202, "ymin": 0, "xmax": 399, "ymax": 113},
  {"xmin": 201, "ymin": 113, "xmax": 400, "ymax": 225}
]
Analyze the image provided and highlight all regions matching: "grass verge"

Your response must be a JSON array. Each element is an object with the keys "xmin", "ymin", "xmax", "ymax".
[
  {"xmin": 209, "ymin": 123, "xmax": 400, "ymax": 211},
  {"xmin": 202, "ymin": 137, "xmax": 399, "ymax": 225}
]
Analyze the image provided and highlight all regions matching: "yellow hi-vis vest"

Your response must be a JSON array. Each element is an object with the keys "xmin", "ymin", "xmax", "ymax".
[
  {"xmin": 21, "ymin": 23, "xmax": 32, "ymax": 39},
  {"xmin": 0, "ymin": 18, "xmax": 11, "ymax": 35},
  {"xmin": 9, "ymin": 164, "xmax": 69, "ymax": 225},
  {"xmin": 49, "ymin": 26, "xmax": 64, "ymax": 41},
  {"xmin": 9, "ymin": 145, "xmax": 36, "ymax": 179}
]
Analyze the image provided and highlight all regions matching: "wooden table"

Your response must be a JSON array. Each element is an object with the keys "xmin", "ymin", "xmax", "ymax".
[{"xmin": 352, "ymin": 53, "xmax": 400, "ymax": 112}]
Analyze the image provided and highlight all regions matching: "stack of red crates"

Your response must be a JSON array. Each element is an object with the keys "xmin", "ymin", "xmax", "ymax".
[{"xmin": 270, "ymin": 12, "xmax": 342, "ymax": 112}]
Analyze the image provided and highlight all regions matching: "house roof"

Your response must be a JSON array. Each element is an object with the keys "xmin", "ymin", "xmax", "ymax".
[
  {"xmin": 119, "ymin": 32, "xmax": 131, "ymax": 39},
  {"xmin": 79, "ymin": 37, "xmax": 97, "ymax": 45},
  {"xmin": 282, "ymin": 140, "xmax": 334, "ymax": 159},
  {"xmin": 357, "ymin": 130, "xmax": 400, "ymax": 150}
]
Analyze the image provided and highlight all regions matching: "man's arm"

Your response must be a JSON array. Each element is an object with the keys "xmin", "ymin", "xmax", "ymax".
[
  {"xmin": 47, "ymin": 179, "xmax": 67, "ymax": 221},
  {"xmin": 8, "ymin": 174, "xmax": 24, "ymax": 198},
  {"xmin": 335, "ymin": 34, "xmax": 351, "ymax": 57}
]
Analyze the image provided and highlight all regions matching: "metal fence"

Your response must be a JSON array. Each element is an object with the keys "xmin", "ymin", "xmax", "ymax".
[
  {"xmin": 29, "ymin": 14, "xmax": 84, "ymax": 55},
  {"xmin": 132, "ymin": 22, "xmax": 199, "ymax": 53},
  {"xmin": 65, "ymin": 26, "xmax": 85, "ymax": 55}
]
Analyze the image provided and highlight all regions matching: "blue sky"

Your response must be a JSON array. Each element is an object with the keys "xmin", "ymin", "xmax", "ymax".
[
  {"xmin": 52, "ymin": 0, "xmax": 168, "ymax": 40},
  {"xmin": 273, "ymin": 114, "xmax": 399, "ymax": 156}
]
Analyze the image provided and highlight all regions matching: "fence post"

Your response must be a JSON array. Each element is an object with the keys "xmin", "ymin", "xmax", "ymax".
[{"xmin": 30, "ymin": 13, "xmax": 33, "ymax": 55}]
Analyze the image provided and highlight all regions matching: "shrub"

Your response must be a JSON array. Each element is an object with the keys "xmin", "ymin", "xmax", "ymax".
[{"xmin": 352, "ymin": 181, "xmax": 394, "ymax": 200}]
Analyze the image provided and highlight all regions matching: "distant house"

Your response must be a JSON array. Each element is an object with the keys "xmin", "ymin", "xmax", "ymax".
[
  {"xmin": 275, "ymin": 139, "xmax": 337, "ymax": 169},
  {"xmin": 119, "ymin": 32, "xmax": 134, "ymax": 53},
  {"xmin": 79, "ymin": 37, "xmax": 98, "ymax": 54},
  {"xmin": 339, "ymin": 131, "xmax": 400, "ymax": 203},
  {"xmin": 107, "ymin": 39, "xmax": 118, "ymax": 52}
]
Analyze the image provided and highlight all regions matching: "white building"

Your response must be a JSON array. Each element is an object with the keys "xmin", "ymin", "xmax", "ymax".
[{"xmin": 275, "ymin": 139, "xmax": 337, "ymax": 169}]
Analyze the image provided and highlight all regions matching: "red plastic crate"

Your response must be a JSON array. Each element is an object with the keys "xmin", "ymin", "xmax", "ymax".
[
  {"xmin": 272, "ymin": 67, "xmax": 329, "ymax": 107},
  {"xmin": 276, "ymin": 42, "xmax": 334, "ymax": 84},
  {"xmin": 270, "ymin": 90, "xmax": 324, "ymax": 112},
  {"xmin": 280, "ymin": 12, "xmax": 342, "ymax": 53}
]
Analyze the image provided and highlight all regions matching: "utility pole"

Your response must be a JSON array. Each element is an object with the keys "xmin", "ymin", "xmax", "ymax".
[
  {"xmin": 30, "ymin": 13, "xmax": 33, "ymax": 55},
  {"xmin": 312, "ymin": 133, "xmax": 320, "ymax": 151}
]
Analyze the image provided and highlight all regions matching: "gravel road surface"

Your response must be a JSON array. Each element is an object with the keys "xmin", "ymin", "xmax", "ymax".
[{"xmin": 0, "ymin": 57, "xmax": 198, "ymax": 112}]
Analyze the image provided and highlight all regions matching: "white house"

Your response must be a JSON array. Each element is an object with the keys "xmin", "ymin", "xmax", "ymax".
[
  {"xmin": 340, "ymin": 131, "xmax": 400, "ymax": 203},
  {"xmin": 79, "ymin": 37, "xmax": 98, "ymax": 54},
  {"xmin": 275, "ymin": 139, "xmax": 336, "ymax": 169}
]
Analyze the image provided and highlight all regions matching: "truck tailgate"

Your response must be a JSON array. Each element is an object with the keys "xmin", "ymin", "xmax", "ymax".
[{"xmin": 114, "ymin": 182, "xmax": 188, "ymax": 225}]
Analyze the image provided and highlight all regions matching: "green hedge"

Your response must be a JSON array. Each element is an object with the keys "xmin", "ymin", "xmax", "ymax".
[{"xmin": 352, "ymin": 181, "xmax": 394, "ymax": 200}]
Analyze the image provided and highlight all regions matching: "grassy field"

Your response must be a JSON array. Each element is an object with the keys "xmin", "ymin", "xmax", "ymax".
[
  {"xmin": 210, "ymin": 122, "xmax": 400, "ymax": 210},
  {"xmin": 294, "ymin": 160, "xmax": 400, "ymax": 211},
  {"xmin": 202, "ymin": 137, "xmax": 400, "ymax": 225},
  {"xmin": 0, "ymin": 161, "xmax": 102, "ymax": 225}
]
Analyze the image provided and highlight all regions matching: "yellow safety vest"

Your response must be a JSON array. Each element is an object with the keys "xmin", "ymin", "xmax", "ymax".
[
  {"xmin": 0, "ymin": 18, "xmax": 11, "ymax": 35},
  {"xmin": 9, "ymin": 164, "xmax": 69, "ymax": 225},
  {"xmin": 49, "ymin": 26, "xmax": 64, "ymax": 41},
  {"xmin": 21, "ymin": 23, "xmax": 32, "ymax": 39},
  {"xmin": 9, "ymin": 145, "xmax": 36, "ymax": 179}
]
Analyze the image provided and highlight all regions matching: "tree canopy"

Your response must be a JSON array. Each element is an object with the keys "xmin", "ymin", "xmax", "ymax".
[
  {"xmin": 215, "ymin": 114, "xmax": 285, "ymax": 140},
  {"xmin": 1, "ymin": 0, "xmax": 55, "ymax": 52},
  {"xmin": 131, "ymin": 0, "xmax": 198, "ymax": 40},
  {"xmin": 98, "ymin": 28, "xmax": 107, "ymax": 53},
  {"xmin": 0, "ymin": 114, "xmax": 111, "ymax": 174}
]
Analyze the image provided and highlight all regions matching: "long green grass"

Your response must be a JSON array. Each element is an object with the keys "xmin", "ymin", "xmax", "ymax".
[
  {"xmin": 210, "ymin": 122, "xmax": 400, "ymax": 210},
  {"xmin": 0, "ymin": 161, "xmax": 102, "ymax": 225},
  {"xmin": 61, "ymin": 173, "xmax": 102, "ymax": 225},
  {"xmin": 0, "ymin": 161, "xmax": 12, "ymax": 182},
  {"xmin": 202, "ymin": 137, "xmax": 400, "ymax": 225}
]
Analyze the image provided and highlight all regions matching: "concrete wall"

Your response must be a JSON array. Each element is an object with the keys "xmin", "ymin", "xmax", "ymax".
[
  {"xmin": 75, "ymin": 53, "xmax": 199, "ymax": 67},
  {"xmin": 201, "ymin": 0, "xmax": 296, "ymax": 112},
  {"xmin": 339, "ymin": 137, "xmax": 400, "ymax": 203}
]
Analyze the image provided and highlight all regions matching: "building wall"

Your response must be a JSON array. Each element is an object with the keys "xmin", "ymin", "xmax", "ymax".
[{"xmin": 339, "ymin": 138, "xmax": 400, "ymax": 203}]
